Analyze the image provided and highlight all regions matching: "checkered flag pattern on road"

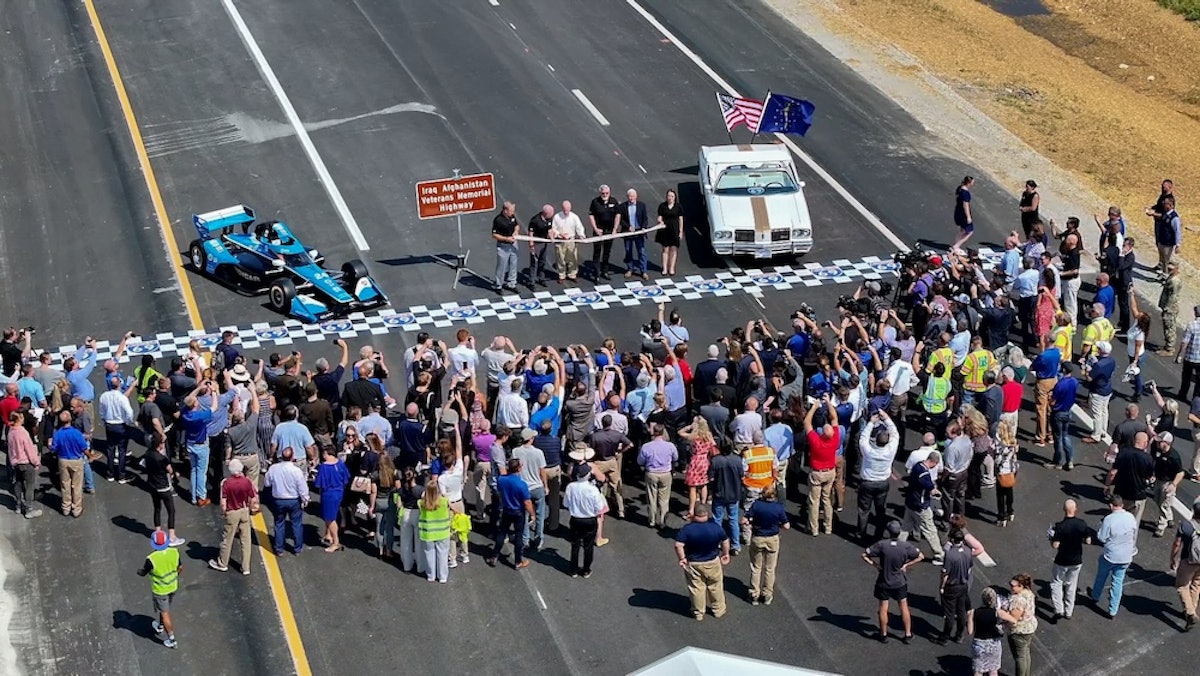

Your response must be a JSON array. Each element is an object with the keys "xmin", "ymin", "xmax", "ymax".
[{"xmin": 42, "ymin": 251, "xmax": 951, "ymax": 367}]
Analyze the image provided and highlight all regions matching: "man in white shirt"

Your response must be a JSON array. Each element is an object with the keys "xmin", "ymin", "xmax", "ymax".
[
  {"xmin": 447, "ymin": 329, "xmax": 479, "ymax": 380},
  {"xmin": 494, "ymin": 377, "xmax": 530, "ymax": 435},
  {"xmin": 730, "ymin": 396, "xmax": 764, "ymax": 447},
  {"xmin": 882, "ymin": 347, "xmax": 916, "ymax": 451},
  {"xmin": 906, "ymin": 433, "xmax": 945, "ymax": 476},
  {"xmin": 99, "ymin": 376, "xmax": 137, "ymax": 483},
  {"xmin": 858, "ymin": 411, "xmax": 899, "ymax": 542},
  {"xmin": 564, "ymin": 462, "xmax": 606, "ymax": 577},
  {"xmin": 552, "ymin": 200, "xmax": 585, "ymax": 283}
]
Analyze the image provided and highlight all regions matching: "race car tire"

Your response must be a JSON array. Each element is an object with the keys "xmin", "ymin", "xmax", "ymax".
[
  {"xmin": 189, "ymin": 240, "xmax": 207, "ymax": 272},
  {"xmin": 268, "ymin": 278, "xmax": 297, "ymax": 313},
  {"xmin": 341, "ymin": 259, "xmax": 369, "ymax": 284}
]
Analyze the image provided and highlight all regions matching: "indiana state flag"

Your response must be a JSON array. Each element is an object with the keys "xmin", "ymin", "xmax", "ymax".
[{"xmin": 755, "ymin": 91, "xmax": 816, "ymax": 136}]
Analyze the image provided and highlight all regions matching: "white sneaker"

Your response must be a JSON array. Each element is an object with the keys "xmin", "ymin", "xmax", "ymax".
[
  {"xmin": 169, "ymin": 537, "xmax": 186, "ymax": 547},
  {"xmin": 460, "ymin": 555, "xmax": 470, "ymax": 564},
  {"xmin": 448, "ymin": 559, "xmax": 459, "ymax": 569},
  {"xmin": 163, "ymin": 636, "xmax": 177, "ymax": 649},
  {"xmin": 152, "ymin": 620, "xmax": 163, "ymax": 635},
  {"xmin": 208, "ymin": 559, "xmax": 229, "ymax": 572}
]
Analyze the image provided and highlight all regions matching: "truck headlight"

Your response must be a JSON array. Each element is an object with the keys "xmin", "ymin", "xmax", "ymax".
[
  {"xmin": 713, "ymin": 231, "xmax": 733, "ymax": 241},
  {"xmin": 791, "ymin": 228, "xmax": 811, "ymax": 239}
]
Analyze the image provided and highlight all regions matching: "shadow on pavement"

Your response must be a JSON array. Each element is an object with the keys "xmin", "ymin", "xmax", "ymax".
[
  {"xmin": 111, "ymin": 514, "xmax": 154, "ymax": 538},
  {"xmin": 112, "ymin": 610, "xmax": 158, "ymax": 641},
  {"xmin": 807, "ymin": 605, "xmax": 877, "ymax": 639},
  {"xmin": 628, "ymin": 587, "xmax": 691, "ymax": 616}
]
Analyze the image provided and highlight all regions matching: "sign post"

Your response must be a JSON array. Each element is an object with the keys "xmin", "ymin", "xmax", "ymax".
[{"xmin": 416, "ymin": 170, "xmax": 496, "ymax": 289}]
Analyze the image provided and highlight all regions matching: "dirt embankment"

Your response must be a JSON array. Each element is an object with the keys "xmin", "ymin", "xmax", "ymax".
[{"xmin": 792, "ymin": 0, "xmax": 1200, "ymax": 262}]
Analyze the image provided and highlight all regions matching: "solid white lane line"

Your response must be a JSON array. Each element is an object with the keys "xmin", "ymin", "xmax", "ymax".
[
  {"xmin": 638, "ymin": 163, "xmax": 647, "ymax": 173},
  {"xmin": 509, "ymin": 22, "xmax": 517, "ymax": 31},
  {"xmin": 222, "ymin": 0, "xmax": 371, "ymax": 251},
  {"xmin": 572, "ymin": 89, "xmax": 611, "ymax": 126},
  {"xmin": 535, "ymin": 589, "xmax": 547, "ymax": 610},
  {"xmin": 624, "ymin": 0, "xmax": 909, "ymax": 252},
  {"xmin": 547, "ymin": 63, "xmax": 556, "ymax": 72}
]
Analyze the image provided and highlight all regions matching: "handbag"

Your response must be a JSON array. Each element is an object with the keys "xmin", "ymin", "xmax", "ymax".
[
  {"xmin": 350, "ymin": 475, "xmax": 373, "ymax": 494},
  {"xmin": 998, "ymin": 472, "xmax": 1016, "ymax": 488},
  {"xmin": 354, "ymin": 499, "xmax": 370, "ymax": 517}
]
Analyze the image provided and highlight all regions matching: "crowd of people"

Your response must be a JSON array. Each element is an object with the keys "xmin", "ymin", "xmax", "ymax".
[{"xmin": 1, "ymin": 180, "xmax": 1197, "ymax": 672}]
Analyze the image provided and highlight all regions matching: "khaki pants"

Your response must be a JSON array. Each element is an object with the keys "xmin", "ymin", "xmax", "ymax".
[
  {"xmin": 749, "ymin": 534, "xmax": 781, "ymax": 602},
  {"xmin": 1035, "ymin": 377, "xmax": 1056, "ymax": 442},
  {"xmin": 59, "ymin": 458, "xmax": 85, "ymax": 516},
  {"xmin": 557, "ymin": 241, "xmax": 579, "ymax": 279},
  {"xmin": 900, "ymin": 505, "xmax": 943, "ymax": 556},
  {"xmin": 1176, "ymin": 560, "xmax": 1200, "ymax": 618},
  {"xmin": 833, "ymin": 456, "xmax": 846, "ymax": 509},
  {"xmin": 644, "ymin": 471, "xmax": 672, "ymax": 527},
  {"xmin": 594, "ymin": 457, "xmax": 623, "ymax": 515},
  {"xmin": 807, "ymin": 468, "xmax": 836, "ymax": 534},
  {"xmin": 1153, "ymin": 481, "xmax": 1177, "ymax": 535},
  {"xmin": 1158, "ymin": 243, "xmax": 1176, "ymax": 272},
  {"xmin": 218, "ymin": 506, "xmax": 253, "ymax": 569},
  {"xmin": 684, "ymin": 558, "xmax": 726, "ymax": 617}
]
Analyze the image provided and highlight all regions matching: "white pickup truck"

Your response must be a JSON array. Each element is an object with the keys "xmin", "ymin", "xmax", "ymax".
[{"xmin": 698, "ymin": 144, "xmax": 814, "ymax": 258}]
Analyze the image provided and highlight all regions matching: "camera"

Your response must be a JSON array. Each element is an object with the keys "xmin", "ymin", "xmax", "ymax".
[
  {"xmin": 20, "ymin": 326, "xmax": 35, "ymax": 335},
  {"xmin": 792, "ymin": 303, "xmax": 816, "ymax": 321}
]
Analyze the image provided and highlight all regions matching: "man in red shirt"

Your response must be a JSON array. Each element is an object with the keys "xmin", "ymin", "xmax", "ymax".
[
  {"xmin": 999, "ymin": 367, "xmax": 1023, "ymax": 439},
  {"xmin": 804, "ymin": 397, "xmax": 841, "ymax": 536},
  {"xmin": 209, "ymin": 458, "xmax": 259, "ymax": 575},
  {"xmin": 0, "ymin": 383, "xmax": 22, "ymax": 427}
]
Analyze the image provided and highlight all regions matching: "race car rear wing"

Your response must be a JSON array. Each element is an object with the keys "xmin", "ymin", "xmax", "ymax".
[{"xmin": 194, "ymin": 204, "xmax": 256, "ymax": 238}]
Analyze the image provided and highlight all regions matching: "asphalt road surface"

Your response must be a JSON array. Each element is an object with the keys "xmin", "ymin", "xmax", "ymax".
[{"xmin": 2, "ymin": 1, "xmax": 1198, "ymax": 674}]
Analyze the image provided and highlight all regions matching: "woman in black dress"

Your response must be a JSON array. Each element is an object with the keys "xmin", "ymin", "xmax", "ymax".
[{"xmin": 655, "ymin": 189, "xmax": 683, "ymax": 276}]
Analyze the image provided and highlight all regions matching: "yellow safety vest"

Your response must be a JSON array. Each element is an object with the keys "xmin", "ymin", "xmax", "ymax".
[
  {"xmin": 743, "ymin": 445, "xmax": 775, "ymax": 490},
  {"xmin": 960, "ymin": 349, "xmax": 995, "ymax": 393},
  {"xmin": 921, "ymin": 376, "xmax": 951, "ymax": 415},
  {"xmin": 135, "ymin": 366, "xmax": 162, "ymax": 404},
  {"xmin": 419, "ymin": 497, "xmax": 451, "ymax": 542},
  {"xmin": 1083, "ymin": 318, "xmax": 1115, "ymax": 355},
  {"xmin": 929, "ymin": 347, "xmax": 954, "ymax": 376},
  {"xmin": 1052, "ymin": 326, "xmax": 1073, "ymax": 356},
  {"xmin": 147, "ymin": 548, "xmax": 180, "ymax": 596}
]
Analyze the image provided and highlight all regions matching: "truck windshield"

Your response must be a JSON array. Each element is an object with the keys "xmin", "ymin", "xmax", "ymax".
[{"xmin": 713, "ymin": 168, "xmax": 797, "ymax": 196}]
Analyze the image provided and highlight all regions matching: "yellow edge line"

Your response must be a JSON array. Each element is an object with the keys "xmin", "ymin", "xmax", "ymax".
[{"xmin": 82, "ymin": 2, "xmax": 312, "ymax": 674}]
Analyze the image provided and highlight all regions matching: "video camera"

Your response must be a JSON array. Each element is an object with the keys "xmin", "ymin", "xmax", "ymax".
[{"xmin": 791, "ymin": 303, "xmax": 817, "ymax": 321}]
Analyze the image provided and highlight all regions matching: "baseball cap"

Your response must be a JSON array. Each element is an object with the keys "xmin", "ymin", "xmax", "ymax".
[
  {"xmin": 520, "ymin": 428, "xmax": 538, "ymax": 441},
  {"xmin": 955, "ymin": 294, "xmax": 971, "ymax": 305},
  {"xmin": 1096, "ymin": 341, "xmax": 1112, "ymax": 355},
  {"xmin": 151, "ymin": 530, "xmax": 169, "ymax": 551},
  {"xmin": 573, "ymin": 463, "xmax": 592, "ymax": 480}
]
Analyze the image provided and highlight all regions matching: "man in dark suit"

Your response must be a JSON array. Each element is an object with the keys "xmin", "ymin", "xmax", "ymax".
[{"xmin": 620, "ymin": 188, "xmax": 650, "ymax": 279}]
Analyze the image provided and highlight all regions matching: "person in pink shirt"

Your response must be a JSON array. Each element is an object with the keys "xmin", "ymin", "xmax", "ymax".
[{"xmin": 8, "ymin": 411, "xmax": 42, "ymax": 518}]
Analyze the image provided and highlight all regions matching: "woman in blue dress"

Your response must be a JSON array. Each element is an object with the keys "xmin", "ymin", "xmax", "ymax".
[
  {"xmin": 952, "ymin": 175, "xmax": 976, "ymax": 252},
  {"xmin": 313, "ymin": 446, "xmax": 350, "ymax": 552}
]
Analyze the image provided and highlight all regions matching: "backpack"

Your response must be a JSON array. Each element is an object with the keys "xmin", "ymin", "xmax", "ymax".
[{"xmin": 1182, "ymin": 519, "xmax": 1200, "ymax": 564}]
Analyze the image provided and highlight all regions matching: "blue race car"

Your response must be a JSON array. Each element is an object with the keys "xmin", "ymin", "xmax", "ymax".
[{"xmin": 188, "ymin": 204, "xmax": 388, "ymax": 322}]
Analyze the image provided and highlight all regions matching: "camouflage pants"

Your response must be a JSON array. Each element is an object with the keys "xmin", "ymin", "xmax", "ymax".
[{"xmin": 1163, "ymin": 310, "xmax": 1179, "ymax": 350}]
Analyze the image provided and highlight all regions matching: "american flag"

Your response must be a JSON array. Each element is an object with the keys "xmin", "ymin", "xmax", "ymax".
[{"xmin": 717, "ymin": 92, "xmax": 763, "ymax": 132}]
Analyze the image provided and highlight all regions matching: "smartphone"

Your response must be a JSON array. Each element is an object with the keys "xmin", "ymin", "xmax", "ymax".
[{"xmin": 252, "ymin": 358, "xmax": 262, "ymax": 364}]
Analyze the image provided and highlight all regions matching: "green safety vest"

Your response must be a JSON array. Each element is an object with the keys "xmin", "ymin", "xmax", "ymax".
[
  {"xmin": 418, "ymin": 497, "xmax": 451, "ymax": 542},
  {"xmin": 921, "ymin": 376, "xmax": 951, "ymax": 415},
  {"xmin": 135, "ymin": 366, "xmax": 163, "ymax": 404},
  {"xmin": 147, "ymin": 548, "xmax": 180, "ymax": 596}
]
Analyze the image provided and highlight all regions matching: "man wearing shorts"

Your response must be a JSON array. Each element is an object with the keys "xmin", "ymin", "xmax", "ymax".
[
  {"xmin": 862, "ymin": 521, "xmax": 923, "ymax": 643},
  {"xmin": 137, "ymin": 530, "xmax": 182, "ymax": 648}
]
